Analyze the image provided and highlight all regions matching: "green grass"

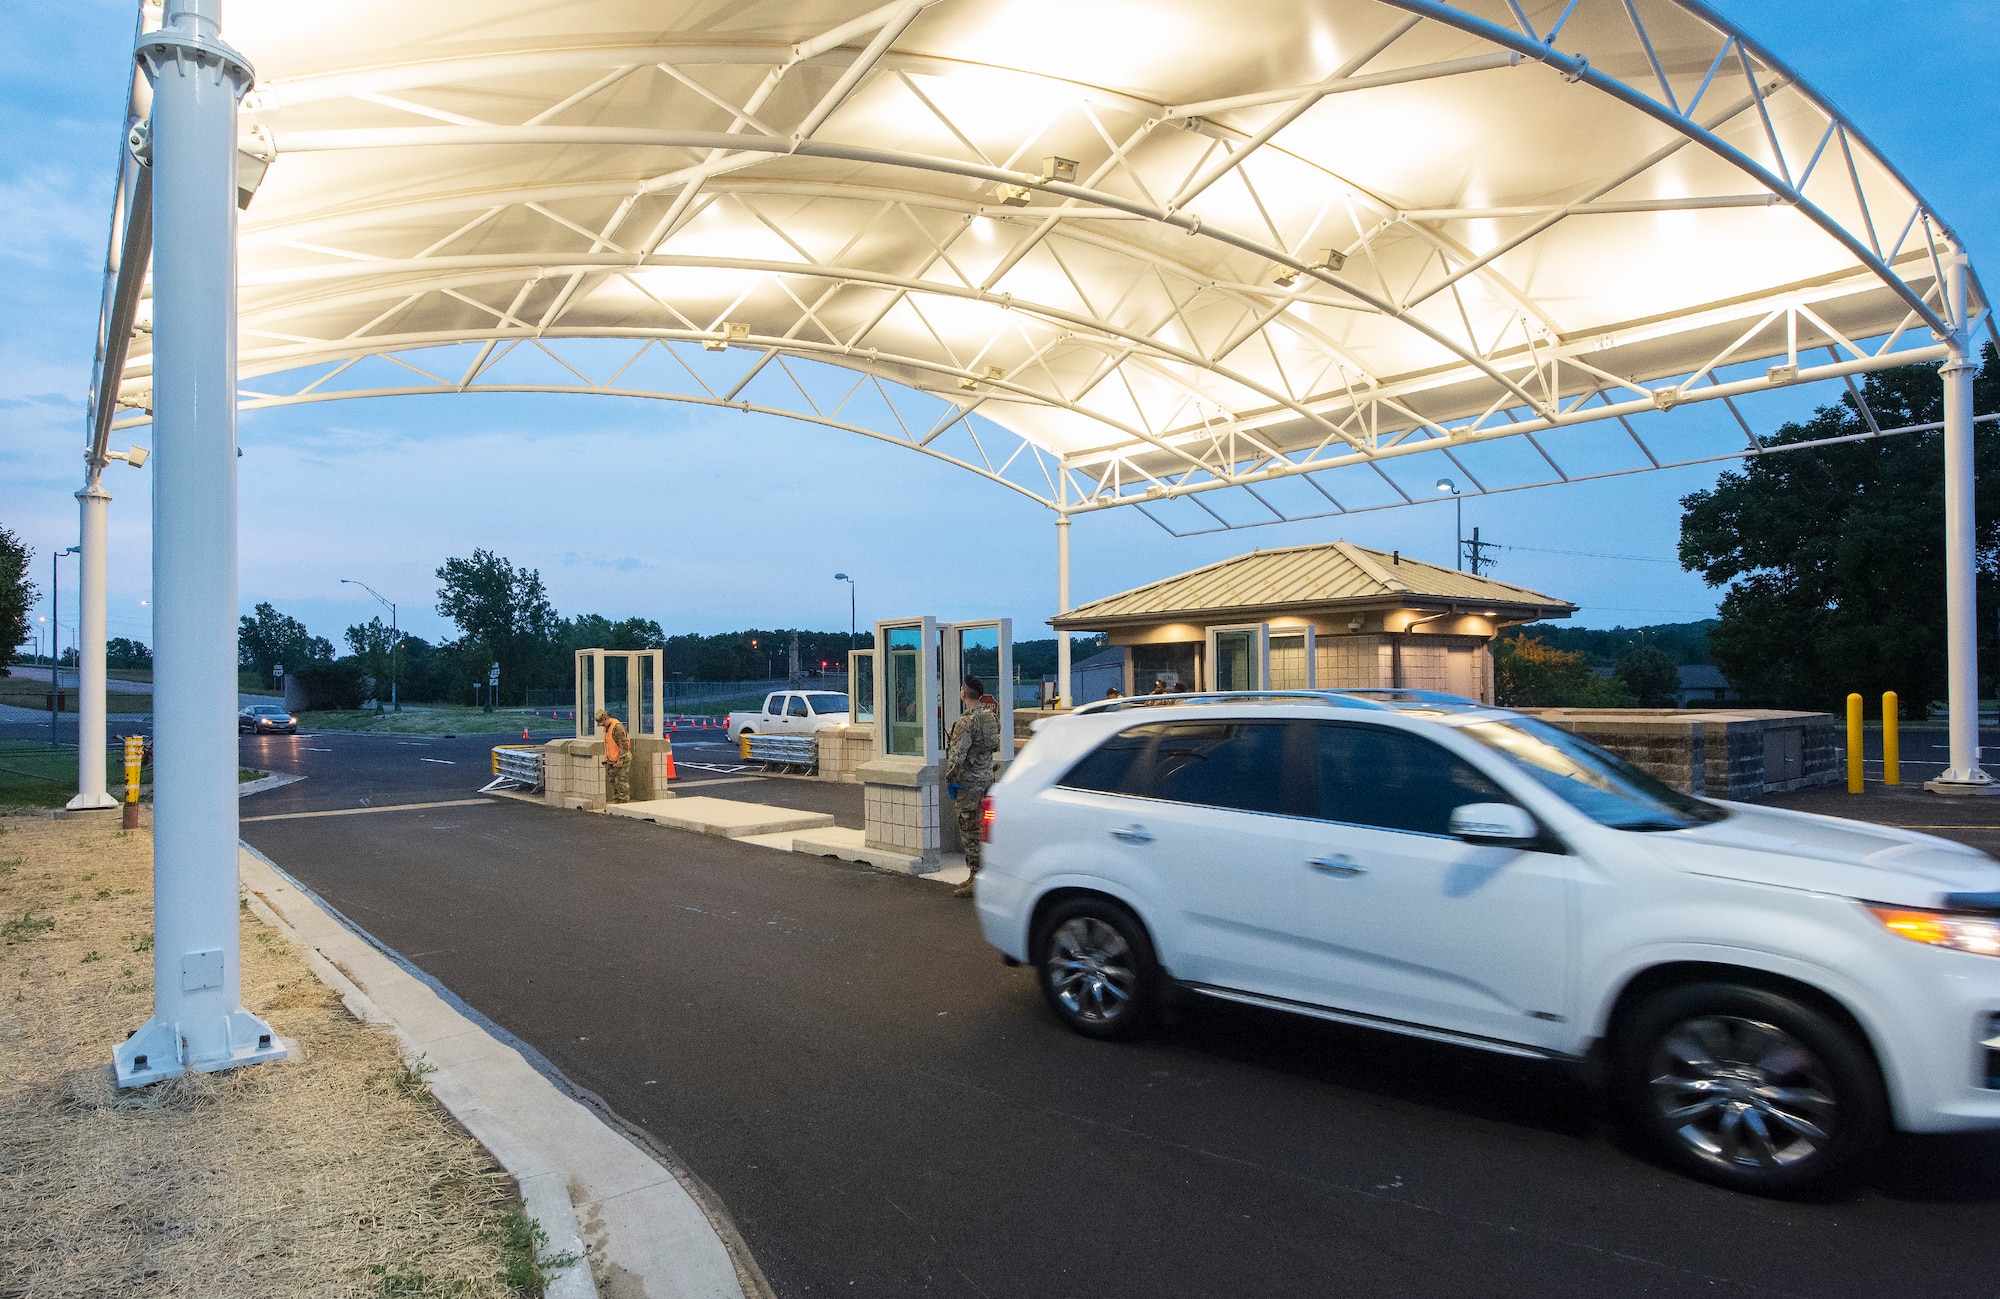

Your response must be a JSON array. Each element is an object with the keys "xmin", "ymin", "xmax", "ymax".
[
  {"xmin": 0, "ymin": 742, "xmax": 124, "ymax": 809},
  {"xmin": 298, "ymin": 703, "xmax": 568, "ymax": 737},
  {"xmin": 0, "ymin": 681, "xmax": 153, "ymax": 715}
]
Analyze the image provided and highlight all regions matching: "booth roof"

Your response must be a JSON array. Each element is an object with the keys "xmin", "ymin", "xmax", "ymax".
[
  {"xmin": 97, "ymin": 0, "xmax": 1982, "ymax": 520},
  {"xmin": 1051, "ymin": 540, "xmax": 1576, "ymax": 627}
]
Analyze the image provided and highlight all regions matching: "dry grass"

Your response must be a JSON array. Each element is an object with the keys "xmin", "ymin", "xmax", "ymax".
[{"xmin": 0, "ymin": 814, "xmax": 542, "ymax": 1297}]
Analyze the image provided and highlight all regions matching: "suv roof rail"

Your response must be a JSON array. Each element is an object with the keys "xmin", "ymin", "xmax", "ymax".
[
  {"xmin": 1070, "ymin": 688, "xmax": 1492, "ymax": 717},
  {"xmin": 1073, "ymin": 690, "xmax": 1385, "ymax": 716}
]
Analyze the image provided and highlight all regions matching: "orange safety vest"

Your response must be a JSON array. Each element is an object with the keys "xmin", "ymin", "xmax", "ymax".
[{"xmin": 603, "ymin": 720, "xmax": 627, "ymax": 763}]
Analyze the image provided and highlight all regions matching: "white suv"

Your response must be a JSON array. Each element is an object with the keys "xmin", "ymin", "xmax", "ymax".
[{"xmin": 974, "ymin": 690, "xmax": 2000, "ymax": 1195}]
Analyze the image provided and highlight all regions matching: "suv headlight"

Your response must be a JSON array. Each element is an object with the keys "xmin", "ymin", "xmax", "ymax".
[{"xmin": 1867, "ymin": 904, "xmax": 2000, "ymax": 957}]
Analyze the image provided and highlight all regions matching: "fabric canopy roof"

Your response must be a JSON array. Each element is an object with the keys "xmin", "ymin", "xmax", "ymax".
[{"xmin": 95, "ymin": 0, "xmax": 1985, "ymax": 521}]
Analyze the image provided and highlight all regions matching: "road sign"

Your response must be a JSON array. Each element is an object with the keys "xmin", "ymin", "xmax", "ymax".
[
  {"xmin": 488, "ymin": 663, "xmax": 500, "ymax": 685},
  {"xmin": 273, "ymin": 663, "xmax": 284, "ymax": 678}
]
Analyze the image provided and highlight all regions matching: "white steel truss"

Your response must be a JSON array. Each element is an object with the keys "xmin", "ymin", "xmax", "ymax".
[{"xmin": 91, "ymin": 0, "xmax": 1989, "ymax": 531}]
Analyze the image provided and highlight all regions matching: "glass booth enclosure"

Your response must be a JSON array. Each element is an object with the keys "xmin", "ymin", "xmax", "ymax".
[
  {"xmin": 847, "ymin": 649, "xmax": 876, "ymax": 725},
  {"xmin": 875, "ymin": 618, "xmax": 939, "ymax": 760}
]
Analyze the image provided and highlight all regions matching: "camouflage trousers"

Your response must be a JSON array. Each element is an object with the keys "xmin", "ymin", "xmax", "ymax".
[
  {"xmin": 603, "ymin": 757, "xmax": 630, "ymax": 804},
  {"xmin": 953, "ymin": 779, "xmax": 991, "ymax": 871}
]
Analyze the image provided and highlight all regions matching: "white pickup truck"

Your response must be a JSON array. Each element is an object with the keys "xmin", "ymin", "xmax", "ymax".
[{"xmin": 725, "ymin": 690, "xmax": 852, "ymax": 741}]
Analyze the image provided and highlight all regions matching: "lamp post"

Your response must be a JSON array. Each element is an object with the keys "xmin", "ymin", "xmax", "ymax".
[
  {"xmin": 1436, "ymin": 478, "xmax": 1462, "ymax": 571},
  {"xmin": 50, "ymin": 546, "xmax": 79, "ymax": 747},
  {"xmin": 340, "ymin": 578, "xmax": 399, "ymax": 711},
  {"xmin": 834, "ymin": 573, "xmax": 856, "ymax": 652}
]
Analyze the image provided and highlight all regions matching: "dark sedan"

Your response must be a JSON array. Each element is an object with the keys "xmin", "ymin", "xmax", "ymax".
[{"xmin": 238, "ymin": 704, "xmax": 297, "ymax": 734}]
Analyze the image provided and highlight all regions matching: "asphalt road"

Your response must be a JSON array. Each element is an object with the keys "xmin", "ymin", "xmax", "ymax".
[{"xmin": 233, "ymin": 733, "xmax": 2000, "ymax": 1299}]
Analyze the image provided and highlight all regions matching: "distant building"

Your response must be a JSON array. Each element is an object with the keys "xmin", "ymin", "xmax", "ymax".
[
  {"xmin": 1053, "ymin": 541, "xmax": 1574, "ymax": 704},
  {"xmin": 1060, "ymin": 645, "xmax": 1128, "ymax": 703},
  {"xmin": 1673, "ymin": 663, "xmax": 1734, "ymax": 707}
]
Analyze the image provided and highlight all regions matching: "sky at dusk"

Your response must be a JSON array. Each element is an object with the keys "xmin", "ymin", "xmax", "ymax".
[{"xmin": 5, "ymin": 2, "xmax": 1997, "ymax": 653}]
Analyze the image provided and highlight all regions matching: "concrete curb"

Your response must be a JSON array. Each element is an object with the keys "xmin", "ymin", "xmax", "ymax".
[
  {"xmin": 238, "ymin": 844, "xmax": 752, "ymax": 1299},
  {"xmin": 238, "ymin": 772, "xmax": 306, "ymax": 798}
]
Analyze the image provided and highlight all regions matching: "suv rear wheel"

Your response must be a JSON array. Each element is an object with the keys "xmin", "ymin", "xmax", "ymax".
[
  {"xmin": 1615, "ymin": 982, "xmax": 1886, "ymax": 1196},
  {"xmin": 1034, "ymin": 897, "xmax": 1157, "ymax": 1041}
]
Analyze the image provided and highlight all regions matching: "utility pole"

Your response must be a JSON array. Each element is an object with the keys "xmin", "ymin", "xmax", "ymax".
[
  {"xmin": 341, "ymin": 578, "xmax": 399, "ymax": 711},
  {"xmin": 1435, "ymin": 478, "xmax": 1462, "ymax": 570},
  {"xmin": 1463, "ymin": 527, "xmax": 1499, "ymax": 577},
  {"xmin": 788, "ymin": 631, "xmax": 802, "ymax": 688},
  {"xmin": 50, "ymin": 545, "xmax": 78, "ymax": 747}
]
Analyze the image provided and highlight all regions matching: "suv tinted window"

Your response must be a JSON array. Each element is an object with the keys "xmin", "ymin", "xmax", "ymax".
[
  {"xmin": 1058, "ymin": 720, "xmax": 1297, "ymax": 816},
  {"xmin": 1310, "ymin": 723, "xmax": 1506, "ymax": 836},
  {"xmin": 1058, "ymin": 724, "xmax": 1155, "ymax": 797}
]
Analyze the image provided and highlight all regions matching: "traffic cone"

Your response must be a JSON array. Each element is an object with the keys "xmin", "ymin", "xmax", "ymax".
[
  {"xmin": 523, "ymin": 727, "xmax": 530, "ymax": 741},
  {"xmin": 662, "ymin": 744, "xmax": 677, "ymax": 781}
]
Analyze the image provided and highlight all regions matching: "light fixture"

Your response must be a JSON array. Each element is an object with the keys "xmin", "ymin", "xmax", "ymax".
[
  {"xmin": 1436, "ymin": 477, "xmax": 1457, "ymax": 495},
  {"xmin": 1767, "ymin": 363, "xmax": 1799, "ymax": 384},
  {"xmin": 957, "ymin": 364, "xmax": 1006, "ymax": 390},
  {"xmin": 106, "ymin": 444, "xmax": 150, "ymax": 468},
  {"xmin": 1275, "ymin": 248, "xmax": 1347, "ymax": 287},
  {"xmin": 1040, "ymin": 156, "xmax": 1078, "ymax": 184},
  {"xmin": 993, "ymin": 183, "xmax": 1032, "ymax": 207},
  {"xmin": 236, "ymin": 125, "xmax": 275, "ymax": 210},
  {"xmin": 703, "ymin": 321, "xmax": 750, "ymax": 351}
]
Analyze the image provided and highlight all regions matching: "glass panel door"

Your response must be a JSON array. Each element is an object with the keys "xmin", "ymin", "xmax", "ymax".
[
  {"xmin": 1206, "ymin": 624, "xmax": 1268, "ymax": 692},
  {"xmin": 885, "ymin": 627, "xmax": 924, "ymax": 755},
  {"xmin": 848, "ymin": 649, "xmax": 876, "ymax": 724}
]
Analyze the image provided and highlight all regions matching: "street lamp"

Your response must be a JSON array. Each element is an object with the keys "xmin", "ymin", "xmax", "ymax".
[
  {"xmin": 1435, "ymin": 478, "xmax": 1462, "ymax": 571},
  {"xmin": 834, "ymin": 573, "xmax": 856, "ymax": 654},
  {"xmin": 50, "ymin": 546, "xmax": 79, "ymax": 746},
  {"xmin": 340, "ymin": 578, "xmax": 400, "ymax": 712}
]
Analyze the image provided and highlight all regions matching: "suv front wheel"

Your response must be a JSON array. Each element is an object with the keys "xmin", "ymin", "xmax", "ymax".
[
  {"xmin": 1034, "ymin": 897, "xmax": 1157, "ymax": 1041},
  {"xmin": 1615, "ymin": 982, "xmax": 1886, "ymax": 1196}
]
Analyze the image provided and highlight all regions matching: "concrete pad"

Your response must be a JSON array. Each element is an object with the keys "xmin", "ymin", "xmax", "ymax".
[
  {"xmin": 790, "ymin": 826, "xmax": 939, "ymax": 876},
  {"xmin": 608, "ymin": 796, "xmax": 834, "ymax": 839},
  {"xmin": 239, "ymin": 845, "xmax": 747, "ymax": 1299}
]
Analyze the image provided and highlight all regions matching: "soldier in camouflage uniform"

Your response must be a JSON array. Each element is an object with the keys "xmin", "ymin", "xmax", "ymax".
[
  {"xmin": 945, "ymin": 675, "xmax": 1001, "ymax": 898},
  {"xmin": 596, "ymin": 709, "xmax": 632, "ymax": 804}
]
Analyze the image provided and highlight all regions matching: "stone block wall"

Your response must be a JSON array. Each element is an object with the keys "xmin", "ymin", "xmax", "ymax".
[
  {"xmin": 864, "ymin": 782, "xmax": 940, "ymax": 859},
  {"xmin": 816, "ymin": 726, "xmax": 875, "ymax": 783},
  {"xmin": 1521, "ymin": 709, "xmax": 1838, "ymax": 799},
  {"xmin": 541, "ymin": 737, "xmax": 605, "ymax": 808}
]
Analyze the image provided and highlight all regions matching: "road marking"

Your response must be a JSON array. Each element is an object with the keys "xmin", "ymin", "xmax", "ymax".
[
  {"xmin": 419, "ymin": 758, "xmax": 456, "ymax": 765},
  {"xmin": 241, "ymin": 797, "xmax": 495, "ymax": 823},
  {"xmin": 305, "ymin": 747, "xmax": 332, "ymax": 752}
]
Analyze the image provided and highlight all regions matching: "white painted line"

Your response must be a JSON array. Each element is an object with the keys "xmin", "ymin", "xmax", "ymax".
[
  {"xmin": 242, "ymin": 797, "xmax": 496, "ymax": 823},
  {"xmin": 419, "ymin": 757, "xmax": 457, "ymax": 765}
]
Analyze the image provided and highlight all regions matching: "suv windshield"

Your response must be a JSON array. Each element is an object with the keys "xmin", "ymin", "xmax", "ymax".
[{"xmin": 1459, "ymin": 716, "xmax": 1725, "ymax": 831}]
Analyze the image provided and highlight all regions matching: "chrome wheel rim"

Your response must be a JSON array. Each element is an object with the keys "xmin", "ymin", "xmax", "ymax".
[
  {"xmin": 1649, "ymin": 1015, "xmax": 1836, "ymax": 1173},
  {"xmin": 1046, "ymin": 917, "xmax": 1137, "ymax": 1024}
]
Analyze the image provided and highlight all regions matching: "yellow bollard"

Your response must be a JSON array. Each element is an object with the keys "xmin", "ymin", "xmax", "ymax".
[
  {"xmin": 1846, "ymin": 693, "xmax": 1864, "ymax": 793},
  {"xmin": 1882, "ymin": 691, "xmax": 1899, "ymax": 786},
  {"xmin": 122, "ymin": 734, "xmax": 144, "ymax": 830}
]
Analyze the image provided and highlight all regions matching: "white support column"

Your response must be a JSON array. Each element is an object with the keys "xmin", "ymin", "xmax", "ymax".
[
  {"xmin": 68, "ymin": 481, "xmax": 117, "ymax": 810},
  {"xmin": 1055, "ymin": 513, "xmax": 1072, "ymax": 708},
  {"xmin": 1928, "ymin": 248, "xmax": 1992, "ymax": 794},
  {"xmin": 114, "ymin": 0, "xmax": 283, "ymax": 1087}
]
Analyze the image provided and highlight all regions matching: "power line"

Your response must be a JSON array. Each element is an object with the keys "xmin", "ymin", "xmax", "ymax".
[{"xmin": 1499, "ymin": 543, "xmax": 1679, "ymax": 563}]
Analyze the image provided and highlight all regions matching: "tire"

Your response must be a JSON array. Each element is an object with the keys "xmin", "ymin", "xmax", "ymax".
[
  {"xmin": 1033, "ymin": 896, "xmax": 1158, "ymax": 1041},
  {"xmin": 1614, "ymin": 982, "xmax": 1887, "ymax": 1197}
]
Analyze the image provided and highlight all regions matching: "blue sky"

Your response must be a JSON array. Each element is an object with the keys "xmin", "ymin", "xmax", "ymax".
[{"xmin": 5, "ymin": 2, "xmax": 1997, "ymax": 652}]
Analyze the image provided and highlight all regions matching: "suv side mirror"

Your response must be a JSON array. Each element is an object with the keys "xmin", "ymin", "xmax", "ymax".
[{"xmin": 1449, "ymin": 802, "xmax": 1539, "ymax": 847}]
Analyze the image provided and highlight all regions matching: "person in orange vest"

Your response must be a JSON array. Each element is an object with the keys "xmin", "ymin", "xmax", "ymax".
[{"xmin": 595, "ymin": 709, "xmax": 631, "ymax": 804}]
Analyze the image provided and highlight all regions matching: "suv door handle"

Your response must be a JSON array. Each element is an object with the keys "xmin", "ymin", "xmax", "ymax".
[
  {"xmin": 1110, "ymin": 825, "xmax": 1154, "ymax": 844},
  {"xmin": 1308, "ymin": 855, "xmax": 1366, "ymax": 877}
]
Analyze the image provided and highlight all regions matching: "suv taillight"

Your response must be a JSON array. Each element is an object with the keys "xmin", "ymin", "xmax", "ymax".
[{"xmin": 979, "ymin": 796, "xmax": 995, "ymax": 843}]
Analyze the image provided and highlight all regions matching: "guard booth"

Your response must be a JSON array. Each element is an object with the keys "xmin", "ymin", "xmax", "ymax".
[
  {"xmin": 853, "ymin": 617, "xmax": 1012, "ymax": 869},
  {"xmin": 535, "ymin": 649, "xmax": 677, "ymax": 807}
]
